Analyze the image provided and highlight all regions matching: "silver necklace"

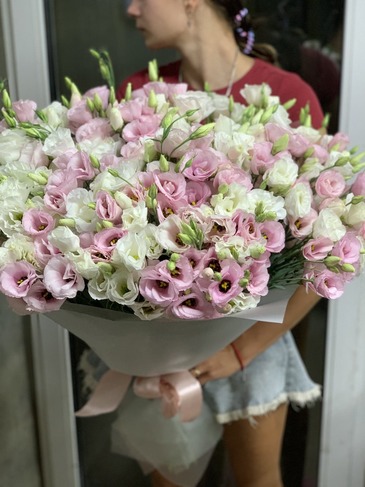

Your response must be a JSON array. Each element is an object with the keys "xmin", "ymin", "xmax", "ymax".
[{"xmin": 179, "ymin": 47, "xmax": 240, "ymax": 97}]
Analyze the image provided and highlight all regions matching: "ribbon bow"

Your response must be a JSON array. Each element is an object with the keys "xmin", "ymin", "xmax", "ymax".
[{"xmin": 75, "ymin": 369, "xmax": 203, "ymax": 422}]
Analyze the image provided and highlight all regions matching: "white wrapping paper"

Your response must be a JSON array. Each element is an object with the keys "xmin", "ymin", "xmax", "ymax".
[
  {"xmin": 47, "ymin": 286, "xmax": 296, "ymax": 376},
  {"xmin": 46, "ymin": 286, "xmax": 296, "ymax": 486}
]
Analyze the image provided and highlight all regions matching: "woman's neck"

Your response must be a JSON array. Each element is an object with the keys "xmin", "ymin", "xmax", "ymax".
[{"xmin": 176, "ymin": 5, "xmax": 254, "ymax": 92}]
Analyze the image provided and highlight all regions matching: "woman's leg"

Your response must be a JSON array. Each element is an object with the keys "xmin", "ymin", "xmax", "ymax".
[
  {"xmin": 223, "ymin": 403, "xmax": 288, "ymax": 487},
  {"xmin": 150, "ymin": 470, "xmax": 180, "ymax": 487}
]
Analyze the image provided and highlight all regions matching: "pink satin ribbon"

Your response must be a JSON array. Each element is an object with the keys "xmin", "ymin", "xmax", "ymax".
[{"xmin": 76, "ymin": 369, "xmax": 203, "ymax": 422}]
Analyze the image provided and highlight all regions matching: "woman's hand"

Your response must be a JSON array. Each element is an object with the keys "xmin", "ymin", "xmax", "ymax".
[{"xmin": 190, "ymin": 345, "xmax": 242, "ymax": 385}]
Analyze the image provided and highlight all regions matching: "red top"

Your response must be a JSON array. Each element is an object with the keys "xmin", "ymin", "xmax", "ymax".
[{"xmin": 117, "ymin": 58, "xmax": 324, "ymax": 128}]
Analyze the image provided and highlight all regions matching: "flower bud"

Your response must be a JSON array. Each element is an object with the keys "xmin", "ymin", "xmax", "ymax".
[
  {"xmin": 341, "ymin": 263, "xmax": 356, "ymax": 273},
  {"xmin": 86, "ymin": 98, "xmax": 95, "ymax": 113},
  {"xmin": 124, "ymin": 82, "xmax": 132, "ymax": 101},
  {"xmin": 177, "ymin": 233, "xmax": 193, "ymax": 245},
  {"xmin": 27, "ymin": 173, "xmax": 48, "ymax": 185},
  {"xmin": 102, "ymin": 220, "xmax": 114, "ymax": 228},
  {"xmin": 89, "ymin": 154, "xmax": 100, "ymax": 169},
  {"xmin": 159, "ymin": 154, "xmax": 169, "ymax": 172},
  {"xmin": 190, "ymin": 122, "xmax": 215, "ymax": 140},
  {"xmin": 282, "ymin": 98, "xmax": 297, "ymax": 111},
  {"xmin": 114, "ymin": 191, "xmax": 133, "ymax": 209},
  {"xmin": 148, "ymin": 89, "xmax": 158, "ymax": 109},
  {"xmin": 2, "ymin": 89, "xmax": 12, "ymax": 110},
  {"xmin": 213, "ymin": 272, "xmax": 222, "ymax": 282},
  {"xmin": 58, "ymin": 218, "xmax": 76, "ymax": 228},
  {"xmin": 148, "ymin": 59, "xmax": 159, "ymax": 82},
  {"xmin": 170, "ymin": 253, "xmax": 180, "ymax": 262},
  {"xmin": 93, "ymin": 93, "xmax": 103, "ymax": 113},
  {"xmin": 324, "ymin": 256, "xmax": 341, "ymax": 266},
  {"xmin": 271, "ymin": 133, "xmax": 289, "ymax": 155},
  {"xmin": 87, "ymin": 202, "xmax": 96, "ymax": 210},
  {"xmin": 167, "ymin": 261, "xmax": 176, "ymax": 272},
  {"xmin": 203, "ymin": 267, "xmax": 214, "ymax": 278}
]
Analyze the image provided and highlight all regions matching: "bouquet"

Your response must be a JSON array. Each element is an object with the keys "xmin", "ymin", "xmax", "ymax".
[
  {"xmin": 0, "ymin": 56, "xmax": 363, "ymax": 319},
  {"xmin": 0, "ymin": 52, "xmax": 364, "ymax": 485}
]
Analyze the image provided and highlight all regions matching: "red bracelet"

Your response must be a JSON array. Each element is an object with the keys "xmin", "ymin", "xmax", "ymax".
[{"xmin": 230, "ymin": 342, "xmax": 245, "ymax": 371}]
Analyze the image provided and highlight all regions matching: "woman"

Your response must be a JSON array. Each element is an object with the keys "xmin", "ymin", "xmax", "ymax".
[{"xmin": 118, "ymin": 1, "xmax": 323, "ymax": 486}]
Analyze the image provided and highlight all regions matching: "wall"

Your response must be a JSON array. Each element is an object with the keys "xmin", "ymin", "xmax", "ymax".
[{"xmin": 0, "ymin": 8, "xmax": 42, "ymax": 487}]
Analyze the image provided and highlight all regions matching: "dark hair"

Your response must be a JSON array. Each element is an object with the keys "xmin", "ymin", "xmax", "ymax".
[{"xmin": 210, "ymin": 0, "xmax": 278, "ymax": 64}]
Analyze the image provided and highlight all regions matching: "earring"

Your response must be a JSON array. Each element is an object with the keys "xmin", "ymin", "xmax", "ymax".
[{"xmin": 185, "ymin": 3, "xmax": 193, "ymax": 28}]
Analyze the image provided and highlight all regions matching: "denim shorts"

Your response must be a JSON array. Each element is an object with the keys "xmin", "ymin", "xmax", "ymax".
[{"xmin": 203, "ymin": 331, "xmax": 321, "ymax": 424}]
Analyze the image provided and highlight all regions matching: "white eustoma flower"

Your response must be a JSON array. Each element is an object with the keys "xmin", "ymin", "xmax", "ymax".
[
  {"xmin": 78, "ymin": 136, "xmax": 121, "ymax": 159},
  {"xmin": 88, "ymin": 271, "xmax": 110, "ymax": 300},
  {"xmin": 312, "ymin": 208, "xmax": 346, "ymax": 241},
  {"xmin": 43, "ymin": 127, "xmax": 75, "ymax": 157},
  {"xmin": 66, "ymin": 249, "xmax": 99, "ymax": 280},
  {"xmin": 0, "ymin": 247, "xmax": 13, "ymax": 267},
  {"xmin": 269, "ymin": 105, "xmax": 291, "ymax": 127},
  {"xmin": 215, "ymin": 236, "xmax": 251, "ymax": 263},
  {"xmin": 240, "ymin": 83, "xmax": 272, "ymax": 106},
  {"xmin": 263, "ymin": 156, "xmax": 298, "ymax": 195},
  {"xmin": 246, "ymin": 189, "xmax": 287, "ymax": 221},
  {"xmin": 131, "ymin": 301, "xmax": 165, "ymax": 321},
  {"xmin": 228, "ymin": 293, "xmax": 260, "ymax": 313},
  {"xmin": 113, "ymin": 232, "xmax": 147, "ymax": 270},
  {"xmin": 3, "ymin": 233, "xmax": 36, "ymax": 264},
  {"xmin": 65, "ymin": 188, "xmax": 98, "ymax": 232},
  {"xmin": 48, "ymin": 226, "xmax": 81, "ymax": 253},
  {"xmin": 106, "ymin": 267, "xmax": 139, "ymax": 305},
  {"xmin": 0, "ymin": 178, "xmax": 30, "ymax": 205},
  {"xmin": 173, "ymin": 91, "xmax": 216, "ymax": 122},
  {"xmin": 0, "ymin": 201, "xmax": 27, "ymax": 237},
  {"xmin": 210, "ymin": 183, "xmax": 249, "ymax": 216},
  {"xmin": 122, "ymin": 201, "xmax": 148, "ymax": 232},
  {"xmin": 285, "ymin": 182, "xmax": 313, "ymax": 219},
  {"xmin": 42, "ymin": 101, "xmax": 69, "ymax": 129},
  {"xmin": 140, "ymin": 224, "xmax": 163, "ymax": 260},
  {"xmin": 343, "ymin": 201, "xmax": 365, "ymax": 227},
  {"xmin": 0, "ymin": 129, "xmax": 29, "ymax": 165}
]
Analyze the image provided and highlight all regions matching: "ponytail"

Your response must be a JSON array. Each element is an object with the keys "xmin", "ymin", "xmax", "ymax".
[{"xmin": 210, "ymin": 0, "xmax": 279, "ymax": 65}]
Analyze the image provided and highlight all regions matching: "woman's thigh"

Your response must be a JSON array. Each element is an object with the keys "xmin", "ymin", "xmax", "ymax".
[{"xmin": 223, "ymin": 403, "xmax": 288, "ymax": 487}]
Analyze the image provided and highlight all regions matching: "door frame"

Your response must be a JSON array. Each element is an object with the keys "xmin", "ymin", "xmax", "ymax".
[{"xmin": 1, "ymin": 0, "xmax": 364, "ymax": 485}]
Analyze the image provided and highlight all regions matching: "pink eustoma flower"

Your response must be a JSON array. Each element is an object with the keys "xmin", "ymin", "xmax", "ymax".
[
  {"xmin": 302, "ymin": 237, "xmax": 334, "ymax": 261},
  {"xmin": 22, "ymin": 209, "xmax": 55, "ymax": 236},
  {"xmin": 307, "ymin": 268, "xmax": 345, "ymax": 299},
  {"xmin": 43, "ymin": 256, "xmax": 84, "ymax": 299},
  {"xmin": 93, "ymin": 227, "xmax": 127, "ymax": 252},
  {"xmin": 158, "ymin": 256, "xmax": 194, "ymax": 291},
  {"xmin": 166, "ymin": 286, "xmax": 218, "ymax": 320},
  {"xmin": 213, "ymin": 166, "xmax": 253, "ymax": 191},
  {"xmin": 352, "ymin": 173, "xmax": 365, "ymax": 196},
  {"xmin": 12, "ymin": 99, "xmax": 37, "ymax": 123},
  {"xmin": 259, "ymin": 221, "xmax": 285, "ymax": 253},
  {"xmin": 76, "ymin": 118, "xmax": 113, "ymax": 142},
  {"xmin": 332, "ymin": 233, "xmax": 361, "ymax": 264},
  {"xmin": 288, "ymin": 208, "xmax": 318, "ymax": 238},
  {"xmin": 34, "ymin": 236, "xmax": 61, "ymax": 266},
  {"xmin": 0, "ymin": 261, "xmax": 38, "ymax": 298},
  {"xmin": 208, "ymin": 259, "xmax": 244, "ymax": 306},
  {"xmin": 183, "ymin": 148, "xmax": 225, "ymax": 181},
  {"xmin": 315, "ymin": 170, "xmax": 346, "ymax": 198},
  {"xmin": 153, "ymin": 170, "xmax": 187, "ymax": 202},
  {"xmin": 24, "ymin": 281, "xmax": 65, "ymax": 312},
  {"xmin": 95, "ymin": 191, "xmax": 122, "ymax": 223},
  {"xmin": 122, "ymin": 114, "xmax": 161, "ymax": 143},
  {"xmin": 139, "ymin": 261, "xmax": 180, "ymax": 307},
  {"xmin": 246, "ymin": 262, "xmax": 270, "ymax": 296}
]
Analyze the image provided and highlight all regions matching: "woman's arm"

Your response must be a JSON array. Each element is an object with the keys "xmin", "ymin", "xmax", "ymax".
[{"xmin": 192, "ymin": 286, "xmax": 322, "ymax": 385}]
